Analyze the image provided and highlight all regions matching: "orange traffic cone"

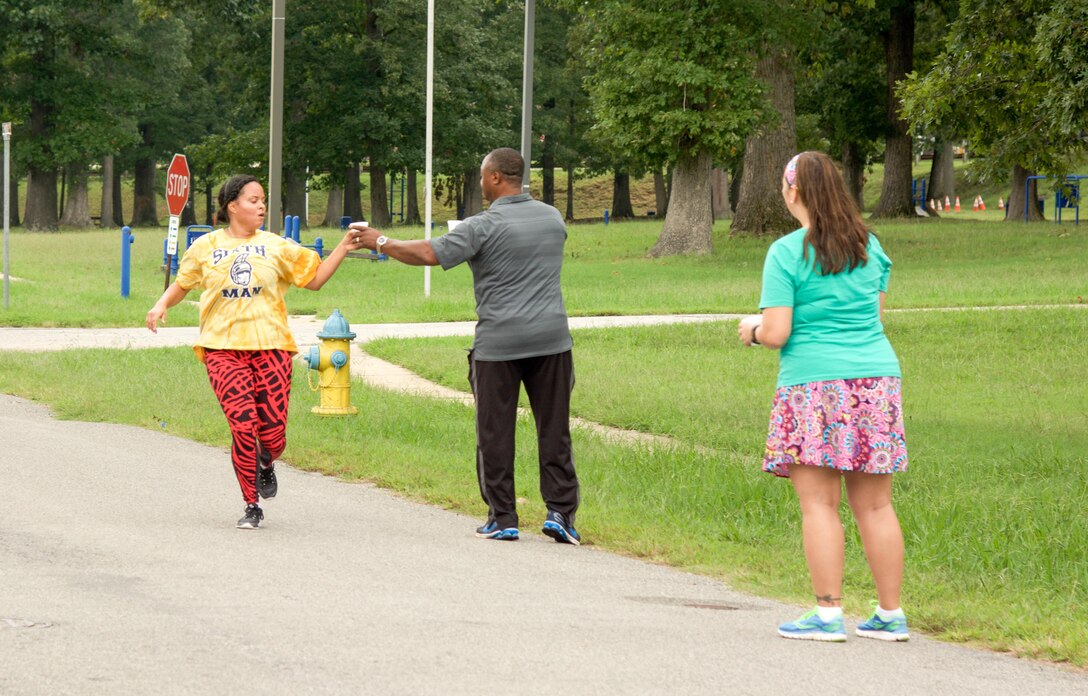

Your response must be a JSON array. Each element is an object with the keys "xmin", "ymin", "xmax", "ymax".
[
  {"xmin": 998, "ymin": 196, "xmax": 1005, "ymax": 210},
  {"xmin": 928, "ymin": 198, "xmax": 935, "ymax": 210},
  {"xmin": 954, "ymin": 196, "xmax": 961, "ymax": 212},
  {"xmin": 945, "ymin": 195, "xmax": 951, "ymax": 209},
  {"xmin": 979, "ymin": 196, "xmax": 986, "ymax": 211},
  {"xmin": 936, "ymin": 200, "xmax": 943, "ymax": 211},
  {"xmin": 972, "ymin": 195, "xmax": 980, "ymax": 212}
]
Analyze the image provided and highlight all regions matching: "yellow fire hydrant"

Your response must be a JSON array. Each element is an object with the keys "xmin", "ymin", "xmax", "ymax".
[{"xmin": 303, "ymin": 309, "xmax": 358, "ymax": 416}]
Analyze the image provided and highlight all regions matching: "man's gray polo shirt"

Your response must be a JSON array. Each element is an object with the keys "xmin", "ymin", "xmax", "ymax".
[{"xmin": 430, "ymin": 193, "xmax": 572, "ymax": 361}]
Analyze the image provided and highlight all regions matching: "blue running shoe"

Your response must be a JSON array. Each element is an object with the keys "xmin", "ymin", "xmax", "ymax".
[
  {"xmin": 856, "ymin": 611, "xmax": 910, "ymax": 641},
  {"xmin": 777, "ymin": 609, "xmax": 847, "ymax": 642},
  {"xmin": 475, "ymin": 520, "xmax": 519, "ymax": 540},
  {"xmin": 542, "ymin": 510, "xmax": 581, "ymax": 546}
]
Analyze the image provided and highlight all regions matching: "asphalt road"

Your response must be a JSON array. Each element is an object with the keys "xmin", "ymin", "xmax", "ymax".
[{"xmin": 2, "ymin": 393, "xmax": 1085, "ymax": 695}]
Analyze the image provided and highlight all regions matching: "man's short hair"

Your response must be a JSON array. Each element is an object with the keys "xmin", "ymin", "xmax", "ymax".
[{"xmin": 485, "ymin": 147, "xmax": 524, "ymax": 184}]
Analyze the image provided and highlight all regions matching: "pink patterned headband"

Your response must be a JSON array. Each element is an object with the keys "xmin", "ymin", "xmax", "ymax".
[{"xmin": 784, "ymin": 154, "xmax": 800, "ymax": 188}]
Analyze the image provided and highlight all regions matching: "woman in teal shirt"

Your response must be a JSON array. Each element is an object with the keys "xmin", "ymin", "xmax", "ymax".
[{"xmin": 738, "ymin": 151, "xmax": 910, "ymax": 643}]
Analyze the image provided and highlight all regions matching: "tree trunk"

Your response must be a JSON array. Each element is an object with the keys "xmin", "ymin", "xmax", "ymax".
[
  {"xmin": 710, "ymin": 167, "xmax": 731, "ymax": 219},
  {"xmin": 130, "ymin": 123, "xmax": 159, "ymax": 226},
  {"xmin": 462, "ymin": 167, "xmax": 483, "ymax": 217},
  {"xmin": 285, "ymin": 167, "xmax": 308, "ymax": 229},
  {"xmin": 59, "ymin": 168, "xmax": 66, "ymax": 219},
  {"xmin": 870, "ymin": 1, "xmax": 916, "ymax": 219},
  {"xmin": 203, "ymin": 164, "xmax": 214, "ymax": 225},
  {"xmin": 322, "ymin": 185, "xmax": 344, "ymax": 226},
  {"xmin": 647, "ymin": 150, "xmax": 713, "ymax": 257},
  {"xmin": 24, "ymin": 99, "xmax": 58, "ymax": 231},
  {"xmin": 24, "ymin": 167, "xmax": 59, "ymax": 231},
  {"xmin": 731, "ymin": 48, "xmax": 797, "ymax": 235},
  {"xmin": 611, "ymin": 171, "xmax": 634, "ymax": 219},
  {"xmin": 367, "ymin": 163, "xmax": 390, "ymax": 226},
  {"xmin": 100, "ymin": 156, "xmax": 116, "ymax": 228},
  {"xmin": 564, "ymin": 162, "xmax": 575, "ymax": 221},
  {"xmin": 181, "ymin": 180, "xmax": 197, "ymax": 226},
  {"xmin": 405, "ymin": 168, "xmax": 421, "ymax": 225},
  {"xmin": 8, "ymin": 172, "xmax": 20, "ymax": 227},
  {"xmin": 841, "ymin": 141, "xmax": 865, "ymax": 211},
  {"xmin": 653, "ymin": 168, "xmax": 669, "ymax": 217},
  {"xmin": 542, "ymin": 136, "xmax": 555, "ymax": 206},
  {"xmin": 928, "ymin": 138, "xmax": 955, "ymax": 200},
  {"xmin": 344, "ymin": 164, "xmax": 364, "ymax": 222},
  {"xmin": 111, "ymin": 163, "xmax": 124, "ymax": 226},
  {"xmin": 1006, "ymin": 165, "xmax": 1044, "ymax": 222},
  {"xmin": 59, "ymin": 164, "xmax": 92, "ymax": 227}
]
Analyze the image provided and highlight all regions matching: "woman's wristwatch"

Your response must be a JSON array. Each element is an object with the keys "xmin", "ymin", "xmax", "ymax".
[{"xmin": 751, "ymin": 324, "xmax": 761, "ymax": 345}]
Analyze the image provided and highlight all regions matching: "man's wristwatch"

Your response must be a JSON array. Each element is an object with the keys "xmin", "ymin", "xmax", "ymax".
[{"xmin": 375, "ymin": 235, "xmax": 388, "ymax": 254}]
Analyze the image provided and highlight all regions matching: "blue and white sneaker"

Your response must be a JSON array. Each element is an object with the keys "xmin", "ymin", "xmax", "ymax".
[
  {"xmin": 542, "ymin": 510, "xmax": 581, "ymax": 546},
  {"xmin": 475, "ymin": 520, "xmax": 519, "ymax": 540},
  {"xmin": 777, "ymin": 609, "xmax": 847, "ymax": 642},
  {"xmin": 856, "ymin": 610, "xmax": 910, "ymax": 641}
]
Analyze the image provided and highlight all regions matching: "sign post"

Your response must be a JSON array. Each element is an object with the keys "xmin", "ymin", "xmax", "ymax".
[{"xmin": 164, "ymin": 153, "xmax": 190, "ymax": 291}]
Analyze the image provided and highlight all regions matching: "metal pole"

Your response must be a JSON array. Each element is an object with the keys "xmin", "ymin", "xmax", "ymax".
[
  {"xmin": 519, "ymin": 0, "xmax": 536, "ymax": 193},
  {"xmin": 268, "ymin": 0, "xmax": 286, "ymax": 234},
  {"xmin": 2, "ymin": 122, "xmax": 9, "ymax": 309},
  {"xmin": 424, "ymin": 0, "xmax": 434, "ymax": 297}
]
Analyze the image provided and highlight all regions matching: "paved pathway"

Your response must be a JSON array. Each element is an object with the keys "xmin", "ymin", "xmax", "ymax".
[
  {"xmin": 2, "ymin": 393, "xmax": 1086, "ymax": 695},
  {"xmin": 1, "ymin": 314, "xmax": 1086, "ymax": 693}
]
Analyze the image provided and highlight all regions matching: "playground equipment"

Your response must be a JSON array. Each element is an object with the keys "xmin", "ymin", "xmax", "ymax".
[
  {"xmin": 1024, "ymin": 175, "xmax": 1083, "ymax": 223},
  {"xmin": 388, "ymin": 170, "xmax": 405, "ymax": 223},
  {"xmin": 911, "ymin": 177, "xmax": 928, "ymax": 215}
]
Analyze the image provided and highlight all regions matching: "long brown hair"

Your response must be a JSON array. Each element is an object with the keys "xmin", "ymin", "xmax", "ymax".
[{"xmin": 792, "ymin": 151, "xmax": 868, "ymax": 275}]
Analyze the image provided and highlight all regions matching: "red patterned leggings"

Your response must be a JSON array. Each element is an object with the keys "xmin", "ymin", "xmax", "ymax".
[{"xmin": 204, "ymin": 349, "xmax": 293, "ymax": 504}]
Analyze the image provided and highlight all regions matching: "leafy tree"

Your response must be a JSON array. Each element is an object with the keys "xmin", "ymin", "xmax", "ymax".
[
  {"xmin": 0, "ymin": 1, "xmax": 144, "ymax": 230},
  {"xmin": 899, "ymin": 0, "xmax": 1088, "ymax": 221},
  {"xmin": 562, "ymin": 0, "xmax": 765, "ymax": 256}
]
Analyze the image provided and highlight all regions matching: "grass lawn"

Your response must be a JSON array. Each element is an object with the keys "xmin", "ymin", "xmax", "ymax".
[{"xmin": 0, "ymin": 219, "xmax": 1085, "ymax": 327}]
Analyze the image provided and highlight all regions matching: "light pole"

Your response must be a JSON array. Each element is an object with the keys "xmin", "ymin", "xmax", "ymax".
[
  {"xmin": 3, "ymin": 122, "xmax": 10, "ymax": 309},
  {"xmin": 424, "ymin": 0, "xmax": 435, "ymax": 297},
  {"xmin": 268, "ymin": 0, "xmax": 285, "ymax": 234},
  {"xmin": 519, "ymin": 0, "xmax": 536, "ymax": 193}
]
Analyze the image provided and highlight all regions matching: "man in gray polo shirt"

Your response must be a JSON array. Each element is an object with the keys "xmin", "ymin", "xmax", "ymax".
[{"xmin": 347, "ymin": 147, "xmax": 581, "ymax": 545}]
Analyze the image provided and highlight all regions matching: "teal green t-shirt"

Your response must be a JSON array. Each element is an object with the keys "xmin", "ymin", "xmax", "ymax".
[{"xmin": 759, "ymin": 228, "xmax": 901, "ymax": 388}]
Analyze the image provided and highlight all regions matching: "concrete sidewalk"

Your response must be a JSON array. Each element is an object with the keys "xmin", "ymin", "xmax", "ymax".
[{"xmin": 2, "ymin": 392, "xmax": 1085, "ymax": 695}]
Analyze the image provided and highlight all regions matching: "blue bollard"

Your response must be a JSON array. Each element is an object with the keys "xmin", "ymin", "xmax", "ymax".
[
  {"xmin": 121, "ymin": 226, "xmax": 135, "ymax": 299},
  {"xmin": 292, "ymin": 215, "xmax": 301, "ymax": 242},
  {"xmin": 314, "ymin": 237, "xmax": 323, "ymax": 258},
  {"xmin": 604, "ymin": 209, "xmax": 610, "ymax": 225},
  {"xmin": 283, "ymin": 214, "xmax": 291, "ymax": 239},
  {"xmin": 339, "ymin": 216, "xmax": 352, "ymax": 231}
]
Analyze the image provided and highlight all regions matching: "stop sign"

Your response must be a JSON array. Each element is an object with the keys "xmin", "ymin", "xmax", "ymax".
[{"xmin": 165, "ymin": 154, "xmax": 190, "ymax": 217}]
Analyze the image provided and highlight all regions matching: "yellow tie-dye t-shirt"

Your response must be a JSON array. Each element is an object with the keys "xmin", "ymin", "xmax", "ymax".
[{"xmin": 175, "ymin": 229, "xmax": 321, "ymax": 362}]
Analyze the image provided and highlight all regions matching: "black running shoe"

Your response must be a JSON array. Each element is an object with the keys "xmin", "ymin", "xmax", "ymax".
[
  {"xmin": 542, "ymin": 510, "xmax": 581, "ymax": 545},
  {"xmin": 237, "ymin": 503, "xmax": 264, "ymax": 529},
  {"xmin": 256, "ymin": 445, "xmax": 277, "ymax": 499}
]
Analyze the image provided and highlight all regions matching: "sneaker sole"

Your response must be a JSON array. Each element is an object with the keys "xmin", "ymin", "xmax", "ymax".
[
  {"xmin": 475, "ymin": 529, "xmax": 519, "ymax": 540},
  {"xmin": 778, "ymin": 629, "xmax": 847, "ymax": 642},
  {"xmin": 856, "ymin": 629, "xmax": 909, "ymax": 641},
  {"xmin": 542, "ymin": 521, "xmax": 581, "ymax": 546},
  {"xmin": 236, "ymin": 522, "xmax": 260, "ymax": 530}
]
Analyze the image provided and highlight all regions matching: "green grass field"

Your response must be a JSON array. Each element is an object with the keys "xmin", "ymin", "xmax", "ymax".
[
  {"xmin": 0, "ymin": 218, "xmax": 1084, "ymax": 327},
  {"xmin": 1, "ymin": 217, "xmax": 1087, "ymax": 666}
]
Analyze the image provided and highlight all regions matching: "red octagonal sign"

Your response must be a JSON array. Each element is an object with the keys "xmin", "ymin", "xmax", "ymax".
[{"xmin": 165, "ymin": 153, "xmax": 190, "ymax": 217}]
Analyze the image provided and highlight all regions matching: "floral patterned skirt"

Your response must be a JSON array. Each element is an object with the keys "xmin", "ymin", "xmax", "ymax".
[{"xmin": 763, "ymin": 377, "xmax": 908, "ymax": 477}]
